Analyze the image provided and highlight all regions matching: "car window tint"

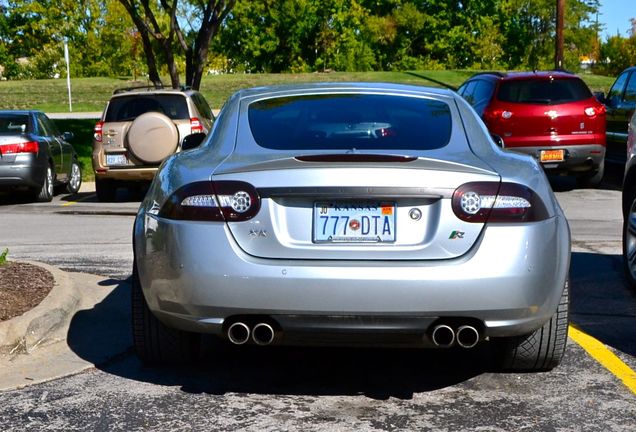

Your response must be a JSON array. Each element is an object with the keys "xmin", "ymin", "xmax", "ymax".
[
  {"xmin": 39, "ymin": 114, "xmax": 60, "ymax": 136},
  {"xmin": 472, "ymin": 80, "xmax": 495, "ymax": 105},
  {"xmin": 624, "ymin": 73, "xmax": 636, "ymax": 102},
  {"xmin": 608, "ymin": 71, "xmax": 629, "ymax": 101},
  {"xmin": 105, "ymin": 94, "xmax": 189, "ymax": 121},
  {"xmin": 0, "ymin": 114, "xmax": 29, "ymax": 134},
  {"xmin": 248, "ymin": 94, "xmax": 452, "ymax": 151},
  {"xmin": 497, "ymin": 78, "xmax": 592, "ymax": 104},
  {"xmin": 460, "ymin": 81, "xmax": 477, "ymax": 105},
  {"xmin": 36, "ymin": 115, "xmax": 52, "ymax": 136},
  {"xmin": 194, "ymin": 93, "xmax": 214, "ymax": 120}
]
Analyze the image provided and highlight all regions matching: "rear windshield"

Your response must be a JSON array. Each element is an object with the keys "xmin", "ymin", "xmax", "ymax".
[
  {"xmin": 248, "ymin": 94, "xmax": 452, "ymax": 151},
  {"xmin": 497, "ymin": 78, "xmax": 592, "ymax": 105},
  {"xmin": 0, "ymin": 114, "xmax": 29, "ymax": 134},
  {"xmin": 105, "ymin": 94, "xmax": 189, "ymax": 121}
]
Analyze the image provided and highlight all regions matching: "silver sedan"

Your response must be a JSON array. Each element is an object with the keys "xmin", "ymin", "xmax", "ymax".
[{"xmin": 133, "ymin": 83, "xmax": 571, "ymax": 371}]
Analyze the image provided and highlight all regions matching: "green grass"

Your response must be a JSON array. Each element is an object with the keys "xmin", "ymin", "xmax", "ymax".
[
  {"xmin": 2, "ymin": 70, "xmax": 617, "ymax": 183},
  {"xmin": 53, "ymin": 119, "xmax": 95, "ymax": 182},
  {"xmin": 0, "ymin": 70, "xmax": 618, "ymax": 113}
]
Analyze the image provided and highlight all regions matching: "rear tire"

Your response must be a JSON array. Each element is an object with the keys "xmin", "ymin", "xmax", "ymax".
[
  {"xmin": 622, "ymin": 185, "xmax": 636, "ymax": 288},
  {"xmin": 131, "ymin": 260, "xmax": 200, "ymax": 365},
  {"xmin": 35, "ymin": 165, "xmax": 54, "ymax": 202},
  {"xmin": 66, "ymin": 160, "xmax": 82, "ymax": 194},
  {"xmin": 95, "ymin": 178, "xmax": 117, "ymax": 202},
  {"xmin": 576, "ymin": 160, "xmax": 604, "ymax": 188},
  {"xmin": 493, "ymin": 278, "xmax": 569, "ymax": 372}
]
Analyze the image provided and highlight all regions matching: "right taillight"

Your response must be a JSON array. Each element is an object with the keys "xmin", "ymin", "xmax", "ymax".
[
  {"xmin": 94, "ymin": 121, "xmax": 104, "ymax": 142},
  {"xmin": 158, "ymin": 181, "xmax": 261, "ymax": 221},
  {"xmin": 0, "ymin": 141, "xmax": 39, "ymax": 154},
  {"xmin": 452, "ymin": 182, "xmax": 549, "ymax": 223}
]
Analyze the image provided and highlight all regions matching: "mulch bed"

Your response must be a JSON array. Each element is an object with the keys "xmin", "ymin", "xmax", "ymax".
[{"xmin": 0, "ymin": 262, "xmax": 54, "ymax": 322}]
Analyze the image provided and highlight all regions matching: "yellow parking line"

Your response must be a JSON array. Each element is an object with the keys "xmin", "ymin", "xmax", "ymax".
[
  {"xmin": 61, "ymin": 201, "xmax": 77, "ymax": 207},
  {"xmin": 569, "ymin": 325, "xmax": 636, "ymax": 394}
]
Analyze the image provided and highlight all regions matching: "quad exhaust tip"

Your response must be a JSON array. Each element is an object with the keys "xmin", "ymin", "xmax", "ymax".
[
  {"xmin": 431, "ymin": 324, "xmax": 455, "ymax": 348},
  {"xmin": 252, "ymin": 323, "xmax": 275, "ymax": 346},
  {"xmin": 227, "ymin": 322, "xmax": 250, "ymax": 345},
  {"xmin": 456, "ymin": 325, "xmax": 480, "ymax": 349}
]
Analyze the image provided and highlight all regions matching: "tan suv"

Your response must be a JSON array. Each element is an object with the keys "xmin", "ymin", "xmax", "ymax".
[{"xmin": 92, "ymin": 86, "xmax": 214, "ymax": 201}]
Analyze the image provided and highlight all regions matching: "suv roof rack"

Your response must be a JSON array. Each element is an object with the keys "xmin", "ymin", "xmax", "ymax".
[
  {"xmin": 113, "ymin": 84, "xmax": 193, "ymax": 95},
  {"xmin": 470, "ymin": 71, "xmax": 507, "ymax": 79}
]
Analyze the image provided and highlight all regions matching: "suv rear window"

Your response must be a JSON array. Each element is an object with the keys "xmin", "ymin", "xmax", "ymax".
[
  {"xmin": 105, "ymin": 94, "xmax": 189, "ymax": 122},
  {"xmin": 248, "ymin": 94, "xmax": 452, "ymax": 151},
  {"xmin": 497, "ymin": 78, "xmax": 592, "ymax": 105}
]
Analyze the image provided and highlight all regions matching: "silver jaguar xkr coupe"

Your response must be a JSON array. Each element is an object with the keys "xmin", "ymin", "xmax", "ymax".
[{"xmin": 133, "ymin": 83, "xmax": 571, "ymax": 371}]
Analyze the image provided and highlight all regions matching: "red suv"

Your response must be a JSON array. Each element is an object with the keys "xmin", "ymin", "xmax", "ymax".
[{"xmin": 458, "ymin": 71, "xmax": 606, "ymax": 187}]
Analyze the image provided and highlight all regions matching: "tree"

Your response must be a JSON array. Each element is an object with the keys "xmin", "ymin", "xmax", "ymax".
[{"xmin": 117, "ymin": 0, "xmax": 235, "ymax": 90}]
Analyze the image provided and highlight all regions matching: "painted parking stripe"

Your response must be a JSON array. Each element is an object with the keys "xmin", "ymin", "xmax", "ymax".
[
  {"xmin": 569, "ymin": 325, "xmax": 636, "ymax": 394},
  {"xmin": 60, "ymin": 193, "xmax": 93, "ymax": 207}
]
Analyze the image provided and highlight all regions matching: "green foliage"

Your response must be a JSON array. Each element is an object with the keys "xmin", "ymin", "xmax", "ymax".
[
  {"xmin": 0, "ymin": 248, "xmax": 8, "ymax": 266},
  {"xmin": 0, "ymin": 0, "xmax": 621, "ymax": 78}
]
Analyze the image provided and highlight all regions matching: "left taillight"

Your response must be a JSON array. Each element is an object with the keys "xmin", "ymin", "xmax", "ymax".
[
  {"xmin": 190, "ymin": 117, "xmax": 203, "ymax": 134},
  {"xmin": 158, "ymin": 181, "xmax": 260, "ymax": 221},
  {"xmin": 94, "ymin": 121, "xmax": 104, "ymax": 142},
  {"xmin": 452, "ymin": 182, "xmax": 549, "ymax": 223},
  {"xmin": 0, "ymin": 141, "xmax": 39, "ymax": 154}
]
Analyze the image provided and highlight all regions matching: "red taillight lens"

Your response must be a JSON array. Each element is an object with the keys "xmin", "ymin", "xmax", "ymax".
[
  {"xmin": 94, "ymin": 121, "xmax": 104, "ymax": 142},
  {"xmin": 159, "ymin": 181, "xmax": 261, "ymax": 221},
  {"xmin": 452, "ymin": 182, "xmax": 549, "ymax": 223},
  {"xmin": 190, "ymin": 118, "xmax": 203, "ymax": 134},
  {"xmin": 0, "ymin": 141, "xmax": 39, "ymax": 154},
  {"xmin": 584, "ymin": 104, "xmax": 605, "ymax": 118}
]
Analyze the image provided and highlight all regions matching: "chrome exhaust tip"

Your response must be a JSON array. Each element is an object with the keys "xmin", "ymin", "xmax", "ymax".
[
  {"xmin": 252, "ymin": 323, "xmax": 275, "ymax": 346},
  {"xmin": 456, "ymin": 325, "xmax": 480, "ymax": 349},
  {"xmin": 431, "ymin": 324, "xmax": 455, "ymax": 348},
  {"xmin": 227, "ymin": 322, "xmax": 250, "ymax": 345}
]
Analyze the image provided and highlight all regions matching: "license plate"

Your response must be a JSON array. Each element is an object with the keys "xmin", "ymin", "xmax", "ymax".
[
  {"xmin": 539, "ymin": 149, "xmax": 565, "ymax": 162},
  {"xmin": 313, "ymin": 201, "xmax": 396, "ymax": 243},
  {"xmin": 106, "ymin": 154, "xmax": 128, "ymax": 166}
]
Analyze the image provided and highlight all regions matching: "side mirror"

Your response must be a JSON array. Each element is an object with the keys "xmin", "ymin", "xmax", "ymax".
[
  {"xmin": 62, "ymin": 131, "xmax": 74, "ymax": 140},
  {"xmin": 491, "ymin": 134, "xmax": 505, "ymax": 148},
  {"xmin": 181, "ymin": 133, "xmax": 206, "ymax": 151},
  {"xmin": 593, "ymin": 91, "xmax": 606, "ymax": 104}
]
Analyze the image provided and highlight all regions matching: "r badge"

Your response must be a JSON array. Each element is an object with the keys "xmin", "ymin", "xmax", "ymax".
[{"xmin": 449, "ymin": 230, "xmax": 465, "ymax": 240}]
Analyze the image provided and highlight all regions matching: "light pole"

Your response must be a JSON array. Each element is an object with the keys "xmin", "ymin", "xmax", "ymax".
[
  {"xmin": 555, "ymin": 0, "xmax": 565, "ymax": 70},
  {"xmin": 64, "ymin": 38, "xmax": 72, "ymax": 112}
]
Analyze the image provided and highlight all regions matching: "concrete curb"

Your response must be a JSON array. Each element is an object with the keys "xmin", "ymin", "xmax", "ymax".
[
  {"xmin": 0, "ymin": 266, "xmax": 131, "ymax": 390},
  {"xmin": 0, "ymin": 261, "xmax": 82, "ymax": 355}
]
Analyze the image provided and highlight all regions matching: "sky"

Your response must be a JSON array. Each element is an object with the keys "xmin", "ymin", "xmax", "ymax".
[{"xmin": 598, "ymin": 0, "xmax": 634, "ymax": 39}]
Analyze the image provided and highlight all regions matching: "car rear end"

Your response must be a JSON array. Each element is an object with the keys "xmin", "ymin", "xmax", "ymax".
[
  {"xmin": 0, "ymin": 112, "xmax": 46, "ymax": 190},
  {"xmin": 93, "ymin": 91, "xmax": 199, "ymax": 180},
  {"xmin": 134, "ymin": 85, "xmax": 570, "ymax": 355},
  {"xmin": 483, "ymin": 73, "xmax": 605, "ymax": 177}
]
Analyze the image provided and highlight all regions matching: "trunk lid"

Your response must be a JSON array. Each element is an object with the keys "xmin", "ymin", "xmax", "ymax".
[{"xmin": 213, "ymin": 156, "xmax": 499, "ymax": 261}]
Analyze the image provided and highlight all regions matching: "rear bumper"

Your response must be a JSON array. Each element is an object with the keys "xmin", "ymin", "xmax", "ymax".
[
  {"xmin": 0, "ymin": 155, "xmax": 44, "ymax": 189},
  {"xmin": 505, "ymin": 143, "xmax": 605, "ymax": 174},
  {"xmin": 92, "ymin": 149, "xmax": 158, "ymax": 181},
  {"xmin": 134, "ymin": 210, "xmax": 571, "ymax": 346}
]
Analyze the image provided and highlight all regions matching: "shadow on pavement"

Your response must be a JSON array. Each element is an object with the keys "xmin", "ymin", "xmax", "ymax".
[
  {"xmin": 570, "ymin": 252, "xmax": 636, "ymax": 358},
  {"xmin": 66, "ymin": 277, "xmax": 133, "ymax": 367}
]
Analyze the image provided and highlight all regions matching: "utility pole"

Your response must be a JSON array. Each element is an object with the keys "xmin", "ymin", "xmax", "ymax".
[{"xmin": 555, "ymin": 0, "xmax": 565, "ymax": 70}]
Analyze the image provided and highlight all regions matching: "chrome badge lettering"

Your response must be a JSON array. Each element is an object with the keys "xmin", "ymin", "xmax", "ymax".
[{"xmin": 249, "ymin": 229, "xmax": 268, "ymax": 238}]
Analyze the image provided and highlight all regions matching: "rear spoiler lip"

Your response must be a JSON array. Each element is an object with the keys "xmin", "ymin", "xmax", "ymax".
[{"xmin": 295, "ymin": 154, "xmax": 417, "ymax": 163}]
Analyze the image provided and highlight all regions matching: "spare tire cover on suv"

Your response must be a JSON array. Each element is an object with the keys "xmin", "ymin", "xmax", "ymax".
[{"xmin": 127, "ymin": 112, "xmax": 179, "ymax": 164}]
